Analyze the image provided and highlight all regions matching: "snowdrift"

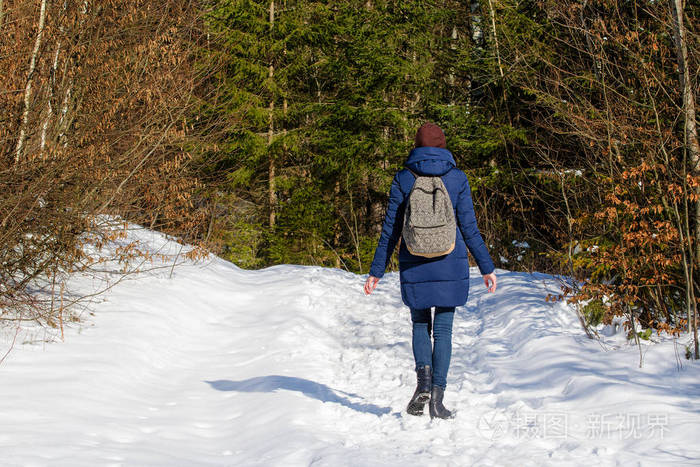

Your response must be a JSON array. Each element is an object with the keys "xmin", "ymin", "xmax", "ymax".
[{"xmin": 1, "ymin": 225, "xmax": 699, "ymax": 466}]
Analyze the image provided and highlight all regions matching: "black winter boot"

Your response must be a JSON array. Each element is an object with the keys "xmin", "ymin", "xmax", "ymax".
[
  {"xmin": 406, "ymin": 365, "xmax": 432, "ymax": 416},
  {"xmin": 429, "ymin": 385, "xmax": 454, "ymax": 419}
]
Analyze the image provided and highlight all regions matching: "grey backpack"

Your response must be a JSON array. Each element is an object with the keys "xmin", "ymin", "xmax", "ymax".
[{"xmin": 402, "ymin": 169, "xmax": 456, "ymax": 257}]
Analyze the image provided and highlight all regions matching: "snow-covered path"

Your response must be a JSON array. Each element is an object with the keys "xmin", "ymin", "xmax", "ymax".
[{"xmin": 1, "ymin": 228, "xmax": 699, "ymax": 466}]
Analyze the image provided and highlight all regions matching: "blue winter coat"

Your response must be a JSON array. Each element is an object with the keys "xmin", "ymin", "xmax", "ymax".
[{"xmin": 369, "ymin": 146, "xmax": 495, "ymax": 310}]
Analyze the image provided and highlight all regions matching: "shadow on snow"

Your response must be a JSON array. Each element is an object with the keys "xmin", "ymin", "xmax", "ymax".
[{"xmin": 205, "ymin": 375, "xmax": 392, "ymax": 416}]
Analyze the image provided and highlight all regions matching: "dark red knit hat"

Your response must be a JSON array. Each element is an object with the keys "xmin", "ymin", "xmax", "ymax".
[{"xmin": 414, "ymin": 122, "xmax": 446, "ymax": 149}]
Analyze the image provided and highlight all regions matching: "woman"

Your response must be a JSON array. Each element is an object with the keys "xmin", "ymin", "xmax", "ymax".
[{"xmin": 363, "ymin": 122, "xmax": 497, "ymax": 419}]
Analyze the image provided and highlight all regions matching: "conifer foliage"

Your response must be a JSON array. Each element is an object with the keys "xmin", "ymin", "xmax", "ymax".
[{"xmin": 198, "ymin": 0, "xmax": 509, "ymax": 271}]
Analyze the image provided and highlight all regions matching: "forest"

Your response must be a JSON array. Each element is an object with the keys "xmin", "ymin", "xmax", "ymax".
[{"xmin": 2, "ymin": 0, "xmax": 699, "ymax": 357}]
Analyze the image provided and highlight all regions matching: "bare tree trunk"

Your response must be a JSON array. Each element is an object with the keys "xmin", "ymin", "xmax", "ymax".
[
  {"xmin": 41, "ymin": 1, "xmax": 69, "ymax": 157},
  {"xmin": 40, "ymin": 41, "xmax": 59, "ymax": 155},
  {"xmin": 671, "ymin": 0, "xmax": 700, "ymax": 358},
  {"xmin": 268, "ymin": 99, "xmax": 276, "ymax": 228},
  {"xmin": 469, "ymin": 0, "xmax": 484, "ymax": 47},
  {"xmin": 334, "ymin": 179, "xmax": 341, "ymax": 268},
  {"xmin": 268, "ymin": 0, "xmax": 276, "ymax": 228},
  {"xmin": 346, "ymin": 173, "xmax": 362, "ymax": 272},
  {"xmin": 15, "ymin": 0, "xmax": 48, "ymax": 163},
  {"xmin": 487, "ymin": 0, "xmax": 503, "ymax": 78},
  {"xmin": 57, "ymin": 85, "xmax": 73, "ymax": 147},
  {"xmin": 56, "ymin": 1, "xmax": 89, "ymax": 149},
  {"xmin": 448, "ymin": 25, "xmax": 457, "ymax": 106}
]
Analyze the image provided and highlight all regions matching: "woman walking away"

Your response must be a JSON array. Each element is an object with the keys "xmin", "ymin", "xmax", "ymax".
[{"xmin": 363, "ymin": 122, "xmax": 497, "ymax": 419}]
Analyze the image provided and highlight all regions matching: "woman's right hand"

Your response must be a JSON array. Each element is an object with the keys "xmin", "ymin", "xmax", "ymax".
[
  {"xmin": 364, "ymin": 276, "xmax": 380, "ymax": 295},
  {"xmin": 483, "ymin": 272, "xmax": 497, "ymax": 293}
]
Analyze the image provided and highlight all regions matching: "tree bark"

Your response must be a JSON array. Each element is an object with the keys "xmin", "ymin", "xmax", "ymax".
[
  {"xmin": 670, "ymin": 0, "xmax": 700, "ymax": 262},
  {"xmin": 469, "ymin": 0, "xmax": 484, "ymax": 47},
  {"xmin": 487, "ymin": 0, "xmax": 503, "ymax": 78},
  {"xmin": 41, "ymin": 0, "xmax": 69, "ymax": 157},
  {"xmin": 448, "ymin": 25, "xmax": 457, "ymax": 106},
  {"xmin": 671, "ymin": 0, "xmax": 700, "ymax": 358},
  {"xmin": 57, "ymin": 1, "xmax": 89, "ymax": 150},
  {"xmin": 268, "ymin": 0, "xmax": 277, "ymax": 228},
  {"xmin": 334, "ymin": 179, "xmax": 341, "ymax": 269},
  {"xmin": 15, "ymin": 0, "xmax": 48, "ymax": 163}
]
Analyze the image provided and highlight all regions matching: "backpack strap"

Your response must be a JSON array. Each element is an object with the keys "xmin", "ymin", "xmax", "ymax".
[
  {"xmin": 399, "ymin": 168, "xmax": 419, "ymax": 198},
  {"xmin": 403, "ymin": 166, "xmax": 457, "ymax": 194}
]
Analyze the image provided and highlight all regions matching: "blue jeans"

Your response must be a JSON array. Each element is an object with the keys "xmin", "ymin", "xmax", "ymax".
[{"xmin": 410, "ymin": 306, "xmax": 455, "ymax": 389}]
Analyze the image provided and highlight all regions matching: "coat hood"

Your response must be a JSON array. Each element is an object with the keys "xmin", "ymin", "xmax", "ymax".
[{"xmin": 404, "ymin": 146, "xmax": 456, "ymax": 176}]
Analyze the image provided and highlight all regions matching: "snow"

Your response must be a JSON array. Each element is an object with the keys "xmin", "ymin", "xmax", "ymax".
[
  {"xmin": 511, "ymin": 240, "xmax": 530, "ymax": 249},
  {"xmin": 1, "ymin": 225, "xmax": 700, "ymax": 466}
]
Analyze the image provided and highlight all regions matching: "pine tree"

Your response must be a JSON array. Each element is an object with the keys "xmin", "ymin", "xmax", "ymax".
[{"xmin": 201, "ymin": 0, "xmax": 510, "ymax": 271}]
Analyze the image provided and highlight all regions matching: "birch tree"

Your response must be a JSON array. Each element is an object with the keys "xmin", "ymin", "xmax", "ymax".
[{"xmin": 15, "ymin": 0, "xmax": 47, "ymax": 163}]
